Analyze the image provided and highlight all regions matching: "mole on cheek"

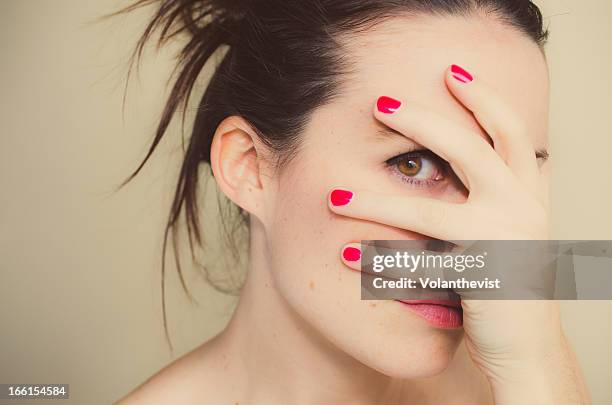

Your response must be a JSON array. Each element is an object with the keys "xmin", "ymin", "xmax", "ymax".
[{"xmin": 309, "ymin": 281, "xmax": 315, "ymax": 291}]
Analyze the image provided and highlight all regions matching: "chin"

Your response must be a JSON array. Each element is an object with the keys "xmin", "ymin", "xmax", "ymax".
[
  {"xmin": 371, "ymin": 348, "xmax": 460, "ymax": 379},
  {"xmin": 354, "ymin": 328, "xmax": 464, "ymax": 379}
]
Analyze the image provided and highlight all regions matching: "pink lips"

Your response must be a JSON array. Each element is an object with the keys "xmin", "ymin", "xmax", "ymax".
[{"xmin": 397, "ymin": 300, "xmax": 463, "ymax": 329}]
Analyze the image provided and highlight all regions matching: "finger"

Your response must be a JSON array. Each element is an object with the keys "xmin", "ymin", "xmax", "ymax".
[
  {"xmin": 328, "ymin": 187, "xmax": 472, "ymax": 242},
  {"xmin": 374, "ymin": 95, "xmax": 514, "ymax": 195},
  {"xmin": 445, "ymin": 64, "xmax": 541, "ymax": 194},
  {"xmin": 341, "ymin": 243, "xmax": 362, "ymax": 271}
]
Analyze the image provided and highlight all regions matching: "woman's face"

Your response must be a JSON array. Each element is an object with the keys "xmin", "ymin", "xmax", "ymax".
[{"xmin": 260, "ymin": 14, "xmax": 550, "ymax": 378}]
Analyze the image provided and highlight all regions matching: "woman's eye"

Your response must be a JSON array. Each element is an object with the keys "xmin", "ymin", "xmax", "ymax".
[{"xmin": 385, "ymin": 150, "xmax": 447, "ymax": 187}]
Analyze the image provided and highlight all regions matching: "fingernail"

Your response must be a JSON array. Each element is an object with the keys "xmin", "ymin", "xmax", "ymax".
[
  {"xmin": 330, "ymin": 189, "xmax": 354, "ymax": 206},
  {"xmin": 342, "ymin": 247, "xmax": 361, "ymax": 262},
  {"xmin": 451, "ymin": 64, "xmax": 473, "ymax": 83},
  {"xmin": 376, "ymin": 96, "xmax": 402, "ymax": 114}
]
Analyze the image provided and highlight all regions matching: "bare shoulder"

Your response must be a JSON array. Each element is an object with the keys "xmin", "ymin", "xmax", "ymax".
[
  {"xmin": 115, "ymin": 352, "xmax": 202, "ymax": 405},
  {"xmin": 115, "ymin": 338, "xmax": 234, "ymax": 405}
]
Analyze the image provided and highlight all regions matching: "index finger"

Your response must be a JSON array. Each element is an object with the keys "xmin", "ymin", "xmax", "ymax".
[{"xmin": 444, "ymin": 64, "xmax": 543, "ymax": 194}]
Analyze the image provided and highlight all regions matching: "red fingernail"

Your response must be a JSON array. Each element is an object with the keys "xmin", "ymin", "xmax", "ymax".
[
  {"xmin": 343, "ymin": 247, "xmax": 361, "ymax": 262},
  {"xmin": 451, "ymin": 64, "xmax": 473, "ymax": 83},
  {"xmin": 376, "ymin": 96, "xmax": 402, "ymax": 114},
  {"xmin": 330, "ymin": 189, "xmax": 353, "ymax": 206}
]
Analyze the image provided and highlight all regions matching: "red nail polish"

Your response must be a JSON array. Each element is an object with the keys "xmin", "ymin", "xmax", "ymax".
[
  {"xmin": 451, "ymin": 64, "xmax": 473, "ymax": 83},
  {"xmin": 330, "ymin": 189, "xmax": 353, "ymax": 206},
  {"xmin": 343, "ymin": 247, "xmax": 361, "ymax": 262},
  {"xmin": 376, "ymin": 96, "xmax": 402, "ymax": 114}
]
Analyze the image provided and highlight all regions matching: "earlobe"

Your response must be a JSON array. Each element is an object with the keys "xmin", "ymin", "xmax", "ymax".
[{"xmin": 210, "ymin": 116, "xmax": 266, "ymax": 216}]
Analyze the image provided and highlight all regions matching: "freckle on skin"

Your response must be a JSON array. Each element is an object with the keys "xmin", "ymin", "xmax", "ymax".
[
  {"xmin": 309, "ymin": 281, "xmax": 315, "ymax": 290},
  {"xmin": 369, "ymin": 303, "xmax": 377, "ymax": 308}
]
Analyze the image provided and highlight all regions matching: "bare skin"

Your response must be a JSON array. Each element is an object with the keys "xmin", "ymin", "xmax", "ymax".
[{"xmin": 117, "ymin": 13, "xmax": 589, "ymax": 405}]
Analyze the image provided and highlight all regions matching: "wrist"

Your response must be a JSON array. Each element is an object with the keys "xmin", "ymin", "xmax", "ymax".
[
  {"xmin": 487, "ymin": 355, "xmax": 558, "ymax": 405},
  {"xmin": 486, "ymin": 333, "xmax": 589, "ymax": 405}
]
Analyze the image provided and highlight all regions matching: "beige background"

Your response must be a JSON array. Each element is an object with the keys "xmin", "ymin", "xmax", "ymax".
[{"xmin": 1, "ymin": 0, "xmax": 611, "ymax": 404}]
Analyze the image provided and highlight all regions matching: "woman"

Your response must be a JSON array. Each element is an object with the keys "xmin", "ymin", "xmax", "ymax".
[{"xmin": 117, "ymin": 0, "xmax": 590, "ymax": 403}]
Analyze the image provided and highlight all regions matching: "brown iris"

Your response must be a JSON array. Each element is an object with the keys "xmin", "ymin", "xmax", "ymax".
[{"xmin": 397, "ymin": 157, "xmax": 422, "ymax": 177}]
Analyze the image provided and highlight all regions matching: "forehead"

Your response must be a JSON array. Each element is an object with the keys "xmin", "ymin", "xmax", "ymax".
[{"xmin": 335, "ymin": 13, "xmax": 550, "ymax": 147}]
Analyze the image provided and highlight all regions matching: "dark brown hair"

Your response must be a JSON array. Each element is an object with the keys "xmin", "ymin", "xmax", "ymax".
[{"xmin": 114, "ymin": 0, "xmax": 548, "ymax": 344}]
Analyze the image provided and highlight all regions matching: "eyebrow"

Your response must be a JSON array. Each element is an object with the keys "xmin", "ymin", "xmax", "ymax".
[
  {"xmin": 375, "ymin": 126, "xmax": 407, "ymax": 141},
  {"xmin": 375, "ymin": 127, "xmax": 550, "ymax": 161}
]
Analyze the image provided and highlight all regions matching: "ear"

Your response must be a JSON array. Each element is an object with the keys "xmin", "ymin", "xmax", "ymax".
[{"xmin": 210, "ymin": 116, "xmax": 268, "ymax": 219}]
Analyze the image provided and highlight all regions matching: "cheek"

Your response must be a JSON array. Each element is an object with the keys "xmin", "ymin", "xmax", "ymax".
[
  {"xmin": 265, "ymin": 154, "xmax": 422, "ymax": 297},
  {"xmin": 263, "ymin": 153, "xmax": 368, "ymax": 322},
  {"xmin": 267, "ymin": 161, "xmax": 343, "ymax": 288}
]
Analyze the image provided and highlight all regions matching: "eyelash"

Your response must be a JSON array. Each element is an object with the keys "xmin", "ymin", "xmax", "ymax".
[
  {"xmin": 384, "ymin": 149, "xmax": 449, "ymax": 188},
  {"xmin": 385, "ymin": 149, "xmax": 548, "ymax": 189}
]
